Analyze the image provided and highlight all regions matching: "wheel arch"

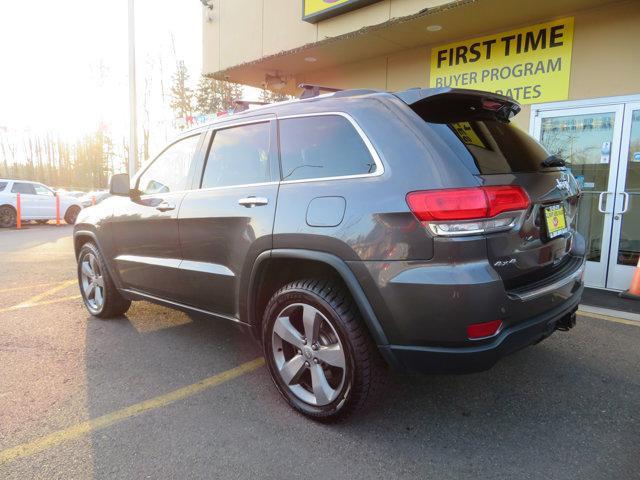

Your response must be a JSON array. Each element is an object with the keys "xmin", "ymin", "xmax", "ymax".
[
  {"xmin": 74, "ymin": 228, "xmax": 124, "ymax": 290},
  {"xmin": 247, "ymin": 249, "xmax": 389, "ymax": 347}
]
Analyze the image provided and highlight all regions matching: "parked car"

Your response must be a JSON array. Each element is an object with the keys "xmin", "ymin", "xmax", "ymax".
[
  {"xmin": 0, "ymin": 179, "xmax": 83, "ymax": 227},
  {"xmin": 80, "ymin": 190, "xmax": 110, "ymax": 208},
  {"xmin": 73, "ymin": 87, "xmax": 585, "ymax": 421}
]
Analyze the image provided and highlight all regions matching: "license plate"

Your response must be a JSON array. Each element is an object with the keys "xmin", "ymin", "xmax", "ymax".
[{"xmin": 544, "ymin": 204, "xmax": 568, "ymax": 238}]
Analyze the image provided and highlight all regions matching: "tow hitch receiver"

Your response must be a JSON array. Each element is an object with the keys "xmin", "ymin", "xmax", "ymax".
[{"xmin": 556, "ymin": 311, "xmax": 577, "ymax": 331}]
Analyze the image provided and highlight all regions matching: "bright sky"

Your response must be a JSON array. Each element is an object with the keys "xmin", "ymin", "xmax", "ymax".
[{"xmin": 0, "ymin": 0, "xmax": 203, "ymax": 142}]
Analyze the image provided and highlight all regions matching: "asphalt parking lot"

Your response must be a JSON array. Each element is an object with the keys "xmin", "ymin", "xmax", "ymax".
[{"xmin": 0, "ymin": 224, "xmax": 639, "ymax": 479}]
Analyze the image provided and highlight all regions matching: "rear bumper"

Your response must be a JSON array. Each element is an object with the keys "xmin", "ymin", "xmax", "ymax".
[{"xmin": 379, "ymin": 283, "xmax": 583, "ymax": 374}]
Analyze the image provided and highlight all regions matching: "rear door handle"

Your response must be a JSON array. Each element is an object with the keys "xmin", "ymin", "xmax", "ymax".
[
  {"xmin": 238, "ymin": 196, "xmax": 268, "ymax": 207},
  {"xmin": 156, "ymin": 201, "xmax": 176, "ymax": 212}
]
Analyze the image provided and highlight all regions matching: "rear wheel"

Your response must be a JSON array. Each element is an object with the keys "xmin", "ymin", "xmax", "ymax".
[
  {"xmin": 77, "ymin": 242, "xmax": 131, "ymax": 318},
  {"xmin": 262, "ymin": 278, "xmax": 377, "ymax": 421},
  {"xmin": 64, "ymin": 206, "xmax": 80, "ymax": 225},
  {"xmin": 0, "ymin": 206, "xmax": 16, "ymax": 228}
]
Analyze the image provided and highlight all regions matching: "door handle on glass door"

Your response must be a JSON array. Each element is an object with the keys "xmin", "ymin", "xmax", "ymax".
[
  {"xmin": 156, "ymin": 201, "xmax": 176, "ymax": 212},
  {"xmin": 619, "ymin": 192, "xmax": 630, "ymax": 214},
  {"xmin": 238, "ymin": 196, "xmax": 268, "ymax": 207},
  {"xmin": 597, "ymin": 192, "xmax": 612, "ymax": 214}
]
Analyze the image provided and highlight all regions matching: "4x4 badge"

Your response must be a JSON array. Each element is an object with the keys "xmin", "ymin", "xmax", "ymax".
[{"xmin": 494, "ymin": 258, "xmax": 517, "ymax": 267}]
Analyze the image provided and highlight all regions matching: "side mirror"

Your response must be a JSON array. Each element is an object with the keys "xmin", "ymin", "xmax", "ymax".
[{"xmin": 109, "ymin": 173, "xmax": 131, "ymax": 196}]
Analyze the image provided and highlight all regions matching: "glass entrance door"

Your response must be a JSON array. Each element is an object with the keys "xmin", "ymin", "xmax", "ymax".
[
  {"xmin": 533, "ymin": 105, "xmax": 625, "ymax": 289},
  {"xmin": 607, "ymin": 103, "xmax": 640, "ymax": 290},
  {"xmin": 533, "ymin": 100, "xmax": 640, "ymax": 290}
]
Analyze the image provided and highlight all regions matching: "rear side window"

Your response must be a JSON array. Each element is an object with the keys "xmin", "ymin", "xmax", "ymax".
[
  {"xmin": 201, "ymin": 122, "xmax": 271, "ymax": 189},
  {"xmin": 279, "ymin": 115, "xmax": 377, "ymax": 181},
  {"xmin": 11, "ymin": 182, "xmax": 36, "ymax": 194},
  {"xmin": 137, "ymin": 135, "xmax": 200, "ymax": 194},
  {"xmin": 0, "ymin": 182, "xmax": 7, "ymax": 191}
]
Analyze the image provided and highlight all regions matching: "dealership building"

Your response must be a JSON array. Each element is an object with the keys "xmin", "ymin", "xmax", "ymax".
[{"xmin": 202, "ymin": 0, "xmax": 640, "ymax": 292}]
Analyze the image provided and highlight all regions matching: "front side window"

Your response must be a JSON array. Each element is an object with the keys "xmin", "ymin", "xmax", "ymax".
[
  {"xmin": 34, "ymin": 184, "xmax": 54, "ymax": 196},
  {"xmin": 279, "ymin": 115, "xmax": 377, "ymax": 182},
  {"xmin": 0, "ymin": 182, "xmax": 7, "ymax": 191},
  {"xmin": 137, "ymin": 135, "xmax": 200, "ymax": 195},
  {"xmin": 201, "ymin": 122, "xmax": 271, "ymax": 189},
  {"xmin": 11, "ymin": 182, "xmax": 36, "ymax": 194}
]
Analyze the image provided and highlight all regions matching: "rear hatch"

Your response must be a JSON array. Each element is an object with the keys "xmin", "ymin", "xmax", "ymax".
[{"xmin": 397, "ymin": 88, "xmax": 582, "ymax": 291}]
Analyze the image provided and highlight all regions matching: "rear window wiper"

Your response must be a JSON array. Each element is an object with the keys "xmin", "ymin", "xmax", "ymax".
[{"xmin": 540, "ymin": 155, "xmax": 565, "ymax": 168}]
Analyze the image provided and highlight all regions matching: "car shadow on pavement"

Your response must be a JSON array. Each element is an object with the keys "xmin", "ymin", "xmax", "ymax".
[{"xmin": 82, "ymin": 306, "xmax": 639, "ymax": 479}]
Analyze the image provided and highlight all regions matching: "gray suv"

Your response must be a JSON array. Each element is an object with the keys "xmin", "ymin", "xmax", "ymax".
[{"xmin": 74, "ymin": 87, "xmax": 585, "ymax": 421}]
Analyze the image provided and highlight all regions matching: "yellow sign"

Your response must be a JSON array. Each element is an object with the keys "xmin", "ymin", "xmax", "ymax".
[
  {"xmin": 430, "ymin": 18, "xmax": 574, "ymax": 104},
  {"xmin": 451, "ymin": 122, "xmax": 486, "ymax": 149},
  {"xmin": 303, "ymin": 0, "xmax": 380, "ymax": 23}
]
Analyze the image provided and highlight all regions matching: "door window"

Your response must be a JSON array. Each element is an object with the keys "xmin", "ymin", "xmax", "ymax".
[
  {"xmin": 137, "ymin": 135, "xmax": 200, "ymax": 195},
  {"xmin": 34, "ymin": 184, "xmax": 54, "ymax": 196},
  {"xmin": 201, "ymin": 122, "xmax": 271, "ymax": 189},
  {"xmin": 0, "ymin": 182, "xmax": 7, "ymax": 191},
  {"xmin": 279, "ymin": 115, "xmax": 376, "ymax": 181},
  {"xmin": 11, "ymin": 182, "xmax": 36, "ymax": 194}
]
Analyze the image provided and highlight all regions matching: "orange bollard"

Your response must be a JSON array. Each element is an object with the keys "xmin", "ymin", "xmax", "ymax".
[
  {"xmin": 620, "ymin": 256, "xmax": 640, "ymax": 300},
  {"xmin": 92, "ymin": 195, "xmax": 96, "ymax": 206},
  {"xmin": 55, "ymin": 193, "xmax": 60, "ymax": 226},
  {"xmin": 15, "ymin": 193, "xmax": 21, "ymax": 229}
]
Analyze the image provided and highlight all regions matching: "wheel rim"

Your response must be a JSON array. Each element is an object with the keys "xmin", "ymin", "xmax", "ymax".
[
  {"xmin": 0, "ymin": 207, "xmax": 14, "ymax": 227},
  {"xmin": 80, "ymin": 253, "xmax": 105, "ymax": 312},
  {"xmin": 271, "ymin": 303, "xmax": 346, "ymax": 406}
]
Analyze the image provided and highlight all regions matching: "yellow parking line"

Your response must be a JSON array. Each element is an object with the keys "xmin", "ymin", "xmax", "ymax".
[
  {"xmin": 0, "ymin": 357, "xmax": 265, "ymax": 465},
  {"xmin": 577, "ymin": 309, "xmax": 640, "ymax": 327},
  {"xmin": 0, "ymin": 280, "xmax": 77, "ymax": 313}
]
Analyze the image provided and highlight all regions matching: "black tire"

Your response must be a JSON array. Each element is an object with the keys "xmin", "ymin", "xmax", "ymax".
[
  {"xmin": 0, "ymin": 205, "xmax": 16, "ymax": 228},
  {"xmin": 77, "ymin": 242, "xmax": 131, "ymax": 318},
  {"xmin": 64, "ymin": 206, "xmax": 80, "ymax": 225},
  {"xmin": 262, "ymin": 278, "xmax": 377, "ymax": 422}
]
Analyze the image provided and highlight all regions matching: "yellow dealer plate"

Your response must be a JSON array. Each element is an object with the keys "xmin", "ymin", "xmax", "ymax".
[{"xmin": 544, "ymin": 204, "xmax": 568, "ymax": 238}]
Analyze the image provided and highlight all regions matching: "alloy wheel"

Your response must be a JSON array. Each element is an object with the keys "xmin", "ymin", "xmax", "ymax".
[
  {"xmin": 271, "ymin": 303, "xmax": 347, "ymax": 406},
  {"xmin": 80, "ymin": 252, "xmax": 105, "ymax": 312},
  {"xmin": 0, "ymin": 207, "xmax": 15, "ymax": 228}
]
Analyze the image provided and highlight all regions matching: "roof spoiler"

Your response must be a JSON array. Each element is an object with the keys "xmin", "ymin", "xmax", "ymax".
[{"xmin": 394, "ymin": 88, "xmax": 521, "ymax": 123}]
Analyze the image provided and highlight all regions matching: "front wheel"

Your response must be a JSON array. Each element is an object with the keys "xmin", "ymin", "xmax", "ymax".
[
  {"xmin": 77, "ymin": 242, "xmax": 131, "ymax": 318},
  {"xmin": 262, "ymin": 279, "xmax": 377, "ymax": 422},
  {"xmin": 64, "ymin": 206, "xmax": 80, "ymax": 225}
]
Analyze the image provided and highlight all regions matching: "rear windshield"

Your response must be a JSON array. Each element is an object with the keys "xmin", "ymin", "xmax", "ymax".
[
  {"xmin": 407, "ymin": 94, "xmax": 550, "ymax": 174},
  {"xmin": 426, "ymin": 120, "xmax": 550, "ymax": 175}
]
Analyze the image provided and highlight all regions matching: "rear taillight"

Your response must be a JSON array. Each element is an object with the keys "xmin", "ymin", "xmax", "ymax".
[{"xmin": 406, "ymin": 186, "xmax": 530, "ymax": 236}]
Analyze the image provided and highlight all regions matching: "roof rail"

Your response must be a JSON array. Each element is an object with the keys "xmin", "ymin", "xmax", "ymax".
[
  {"xmin": 233, "ymin": 99, "xmax": 269, "ymax": 113},
  {"xmin": 298, "ymin": 83, "xmax": 342, "ymax": 99}
]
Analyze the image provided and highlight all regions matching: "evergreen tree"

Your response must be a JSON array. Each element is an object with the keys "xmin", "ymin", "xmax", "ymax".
[
  {"xmin": 260, "ymin": 87, "xmax": 291, "ymax": 104},
  {"xmin": 169, "ymin": 61, "xmax": 193, "ymax": 119}
]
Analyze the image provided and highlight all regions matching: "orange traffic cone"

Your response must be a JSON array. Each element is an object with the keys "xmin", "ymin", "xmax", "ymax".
[{"xmin": 620, "ymin": 256, "xmax": 640, "ymax": 300}]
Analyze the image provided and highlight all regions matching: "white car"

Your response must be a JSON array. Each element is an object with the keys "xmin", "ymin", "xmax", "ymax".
[{"xmin": 0, "ymin": 179, "xmax": 83, "ymax": 227}]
